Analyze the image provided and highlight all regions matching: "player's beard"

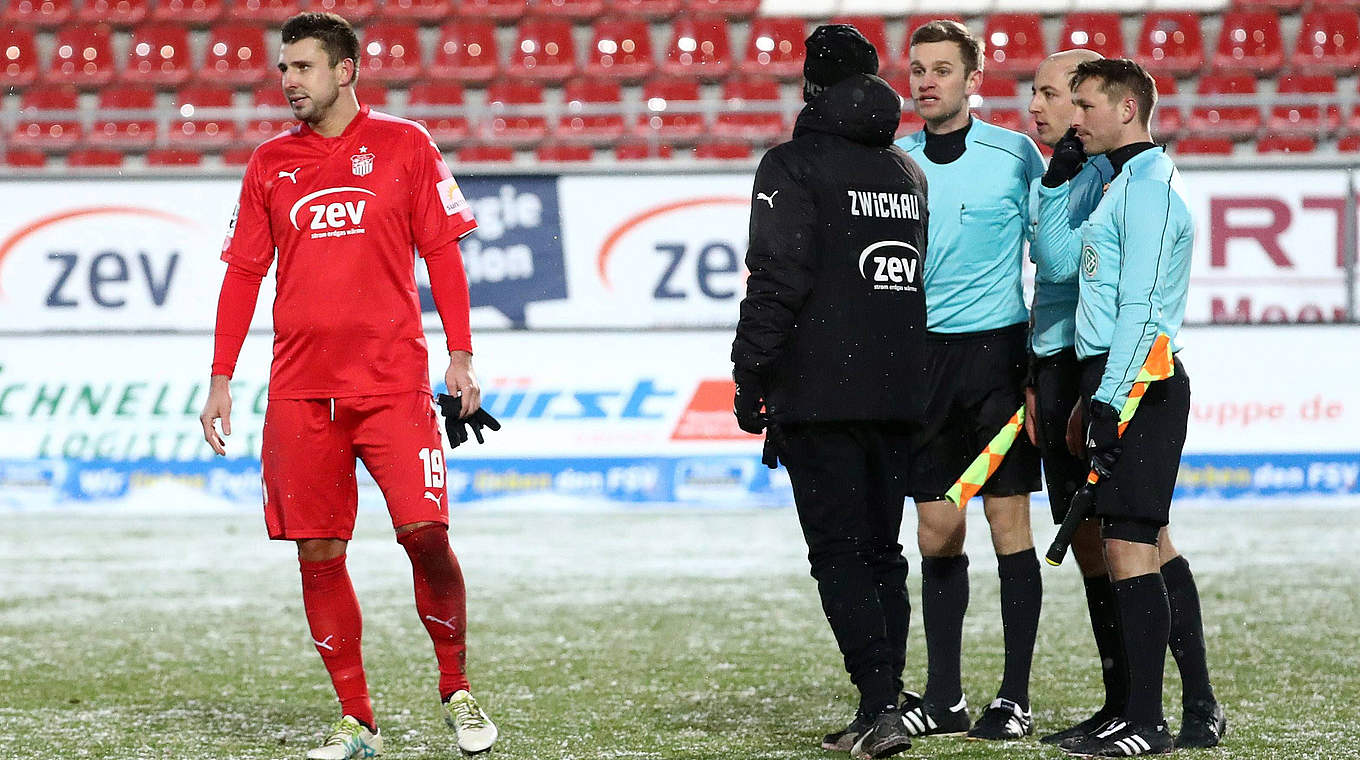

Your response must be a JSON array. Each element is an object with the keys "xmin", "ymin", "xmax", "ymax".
[{"xmin": 295, "ymin": 82, "xmax": 341, "ymax": 126}]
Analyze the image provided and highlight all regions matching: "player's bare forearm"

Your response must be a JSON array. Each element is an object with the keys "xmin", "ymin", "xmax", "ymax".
[
  {"xmin": 444, "ymin": 351, "xmax": 481, "ymax": 419},
  {"xmin": 199, "ymin": 375, "xmax": 233, "ymax": 456}
]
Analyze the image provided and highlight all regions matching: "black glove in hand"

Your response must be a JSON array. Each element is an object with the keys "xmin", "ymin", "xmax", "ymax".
[
  {"xmin": 1042, "ymin": 127, "xmax": 1087, "ymax": 188},
  {"xmin": 436, "ymin": 393, "xmax": 502, "ymax": 448},
  {"xmin": 732, "ymin": 380, "xmax": 767, "ymax": 435},
  {"xmin": 1085, "ymin": 399, "xmax": 1122, "ymax": 478}
]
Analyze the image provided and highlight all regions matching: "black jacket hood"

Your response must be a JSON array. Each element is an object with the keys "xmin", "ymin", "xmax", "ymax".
[{"xmin": 793, "ymin": 73, "xmax": 902, "ymax": 147}]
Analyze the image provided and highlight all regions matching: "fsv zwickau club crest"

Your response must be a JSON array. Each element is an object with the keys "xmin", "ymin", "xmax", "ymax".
[{"xmin": 351, "ymin": 147, "xmax": 375, "ymax": 177}]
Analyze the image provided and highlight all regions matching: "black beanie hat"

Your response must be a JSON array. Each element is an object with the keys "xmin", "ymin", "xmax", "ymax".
[{"xmin": 803, "ymin": 23, "xmax": 879, "ymax": 102}]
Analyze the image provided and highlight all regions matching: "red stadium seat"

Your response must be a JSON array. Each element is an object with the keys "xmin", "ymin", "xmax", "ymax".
[
  {"xmin": 981, "ymin": 13, "xmax": 1046, "ymax": 76},
  {"xmin": 124, "ymin": 22, "xmax": 193, "ymax": 87},
  {"xmin": 1256, "ymin": 135, "xmax": 1315, "ymax": 155},
  {"xmin": 536, "ymin": 142, "xmax": 594, "ymax": 161},
  {"xmin": 1338, "ymin": 134, "xmax": 1360, "ymax": 153},
  {"xmin": 898, "ymin": 109, "xmax": 924, "ymax": 137},
  {"xmin": 586, "ymin": 17, "xmax": 655, "ymax": 82},
  {"xmin": 4, "ymin": 149, "xmax": 48, "ymax": 168},
  {"xmin": 78, "ymin": 0, "xmax": 149, "ymax": 26},
  {"xmin": 312, "ymin": 0, "xmax": 377, "ymax": 23},
  {"xmin": 830, "ymin": 16, "xmax": 890, "ymax": 72},
  {"xmin": 606, "ymin": 0, "xmax": 679, "ymax": 18},
  {"xmin": 557, "ymin": 77, "xmax": 625, "ymax": 143},
  {"xmin": 170, "ymin": 84, "xmax": 237, "ymax": 148},
  {"xmin": 12, "ymin": 86, "xmax": 81, "ymax": 150},
  {"xmin": 1269, "ymin": 74, "xmax": 1340, "ymax": 136},
  {"xmin": 1212, "ymin": 10, "xmax": 1283, "ymax": 74},
  {"xmin": 222, "ymin": 146, "xmax": 255, "ymax": 165},
  {"xmin": 225, "ymin": 0, "xmax": 303, "ymax": 24},
  {"xmin": 1291, "ymin": 10, "xmax": 1360, "ymax": 76},
  {"xmin": 683, "ymin": 0, "xmax": 757, "ymax": 17},
  {"xmin": 147, "ymin": 147, "xmax": 203, "ymax": 165},
  {"xmin": 3, "ymin": 0, "xmax": 73, "ymax": 27},
  {"xmin": 0, "ymin": 26, "xmax": 40, "ymax": 89},
  {"xmin": 1058, "ymin": 13, "xmax": 1124, "ymax": 59},
  {"xmin": 90, "ymin": 84, "xmax": 158, "ymax": 149},
  {"xmin": 1231, "ymin": 0, "xmax": 1302, "ymax": 10},
  {"xmin": 1152, "ymin": 75, "xmax": 1183, "ymax": 139},
  {"xmin": 614, "ymin": 139, "xmax": 673, "ymax": 160},
  {"xmin": 243, "ymin": 86, "xmax": 293, "ymax": 145},
  {"xmin": 355, "ymin": 82, "xmax": 388, "ymax": 108},
  {"xmin": 378, "ymin": 0, "xmax": 449, "ymax": 22},
  {"xmin": 507, "ymin": 18, "xmax": 578, "ymax": 83},
  {"xmin": 484, "ymin": 80, "xmax": 549, "ymax": 144},
  {"xmin": 456, "ymin": 0, "xmax": 527, "ymax": 21},
  {"xmin": 360, "ymin": 23, "xmax": 423, "ymax": 84},
  {"xmin": 67, "ymin": 148, "xmax": 125, "ymax": 167},
  {"xmin": 1135, "ymin": 12, "xmax": 1204, "ymax": 77},
  {"xmin": 1173, "ymin": 137, "xmax": 1233, "ymax": 155},
  {"xmin": 635, "ymin": 77, "xmax": 705, "ymax": 140},
  {"xmin": 406, "ymin": 82, "xmax": 471, "ymax": 147},
  {"xmin": 661, "ymin": 15, "xmax": 731, "ymax": 80},
  {"xmin": 151, "ymin": 0, "xmax": 224, "ymax": 25},
  {"xmin": 457, "ymin": 144, "xmax": 515, "ymax": 162},
  {"xmin": 693, "ymin": 139, "xmax": 751, "ymax": 160},
  {"xmin": 713, "ymin": 76, "xmax": 784, "ymax": 142},
  {"xmin": 1190, "ymin": 73, "xmax": 1261, "ymax": 139},
  {"xmin": 200, "ymin": 23, "xmax": 270, "ymax": 86},
  {"xmin": 537, "ymin": 0, "xmax": 606, "ymax": 19},
  {"xmin": 48, "ymin": 24, "xmax": 115, "ymax": 88},
  {"xmin": 977, "ymin": 76, "xmax": 1022, "ymax": 133},
  {"xmin": 429, "ymin": 20, "xmax": 498, "ymax": 84},
  {"xmin": 741, "ymin": 17, "xmax": 805, "ymax": 80}
]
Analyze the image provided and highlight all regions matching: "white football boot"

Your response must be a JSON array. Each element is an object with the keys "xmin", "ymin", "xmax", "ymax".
[
  {"xmin": 443, "ymin": 690, "xmax": 499, "ymax": 754},
  {"xmin": 306, "ymin": 715, "xmax": 381, "ymax": 760}
]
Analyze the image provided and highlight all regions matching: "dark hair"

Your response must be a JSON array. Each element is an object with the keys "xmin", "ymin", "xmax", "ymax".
[
  {"xmin": 281, "ymin": 12, "xmax": 360, "ymax": 73},
  {"xmin": 909, "ymin": 20, "xmax": 983, "ymax": 74},
  {"xmin": 1070, "ymin": 58, "xmax": 1158, "ymax": 128}
]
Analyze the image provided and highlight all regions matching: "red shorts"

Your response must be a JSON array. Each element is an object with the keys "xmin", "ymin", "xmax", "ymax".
[{"xmin": 261, "ymin": 392, "xmax": 450, "ymax": 540}]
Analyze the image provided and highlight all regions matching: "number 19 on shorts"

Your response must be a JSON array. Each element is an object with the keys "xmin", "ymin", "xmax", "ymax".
[{"xmin": 418, "ymin": 447, "xmax": 445, "ymax": 489}]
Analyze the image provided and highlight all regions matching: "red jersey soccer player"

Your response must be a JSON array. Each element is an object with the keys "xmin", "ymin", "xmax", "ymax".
[{"xmin": 198, "ymin": 13, "xmax": 497, "ymax": 760}]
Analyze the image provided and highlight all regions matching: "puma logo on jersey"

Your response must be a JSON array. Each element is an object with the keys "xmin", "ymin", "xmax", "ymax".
[
  {"xmin": 424, "ymin": 615, "xmax": 458, "ymax": 632},
  {"xmin": 423, "ymin": 491, "xmax": 441, "ymax": 506},
  {"xmin": 312, "ymin": 635, "xmax": 335, "ymax": 651},
  {"xmin": 278, "ymin": 168, "xmax": 301, "ymax": 184},
  {"xmin": 756, "ymin": 191, "xmax": 779, "ymax": 208}
]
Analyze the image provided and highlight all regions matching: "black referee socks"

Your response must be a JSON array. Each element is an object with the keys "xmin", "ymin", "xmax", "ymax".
[
  {"xmin": 921, "ymin": 554, "xmax": 969, "ymax": 707},
  {"xmin": 1113, "ymin": 573, "xmax": 1171, "ymax": 726},
  {"xmin": 1162, "ymin": 555, "xmax": 1217, "ymax": 706},
  {"xmin": 996, "ymin": 548, "xmax": 1041, "ymax": 709},
  {"xmin": 1083, "ymin": 574, "xmax": 1129, "ymax": 715}
]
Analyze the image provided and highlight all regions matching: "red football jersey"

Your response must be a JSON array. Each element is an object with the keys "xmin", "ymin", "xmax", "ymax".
[{"xmin": 222, "ymin": 106, "xmax": 477, "ymax": 399}]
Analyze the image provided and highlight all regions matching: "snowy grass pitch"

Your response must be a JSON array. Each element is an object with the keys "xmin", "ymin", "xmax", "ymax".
[{"xmin": 2, "ymin": 501, "xmax": 1358, "ymax": 759}]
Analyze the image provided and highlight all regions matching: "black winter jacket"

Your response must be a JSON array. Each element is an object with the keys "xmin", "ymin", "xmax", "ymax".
[{"xmin": 731, "ymin": 73, "xmax": 930, "ymax": 424}]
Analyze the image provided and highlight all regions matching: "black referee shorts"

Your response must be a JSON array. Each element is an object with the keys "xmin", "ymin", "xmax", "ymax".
[
  {"xmin": 1034, "ymin": 348, "xmax": 1090, "ymax": 524},
  {"xmin": 1078, "ymin": 354, "xmax": 1190, "ymax": 527},
  {"xmin": 910, "ymin": 323, "xmax": 1041, "ymax": 502}
]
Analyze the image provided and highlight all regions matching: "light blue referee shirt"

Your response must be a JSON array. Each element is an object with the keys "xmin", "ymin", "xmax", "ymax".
[
  {"xmin": 896, "ymin": 119, "xmax": 1045, "ymax": 333},
  {"xmin": 1028, "ymin": 154, "xmax": 1115, "ymax": 357},
  {"xmin": 1075, "ymin": 146, "xmax": 1193, "ymax": 410}
]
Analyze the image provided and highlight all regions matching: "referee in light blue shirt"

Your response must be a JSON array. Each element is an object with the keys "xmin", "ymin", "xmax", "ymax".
[{"xmin": 891, "ymin": 19, "xmax": 1045, "ymax": 742}]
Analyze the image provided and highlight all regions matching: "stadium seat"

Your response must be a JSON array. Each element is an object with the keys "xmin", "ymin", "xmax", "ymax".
[
  {"xmin": 661, "ymin": 15, "xmax": 732, "ymax": 80},
  {"xmin": 614, "ymin": 139, "xmax": 673, "ymax": 160},
  {"xmin": 355, "ymin": 82, "xmax": 388, "ymax": 108},
  {"xmin": 741, "ymin": 17, "xmax": 805, "ymax": 80},
  {"xmin": 606, "ymin": 0, "xmax": 679, "ymax": 18},
  {"xmin": 1255, "ymin": 135, "xmax": 1315, "ymax": 155},
  {"xmin": 2, "ymin": 0, "xmax": 73, "ymax": 27},
  {"xmin": 1269, "ymin": 74, "xmax": 1340, "ymax": 136},
  {"xmin": 124, "ymin": 22, "xmax": 193, "ymax": 87},
  {"xmin": 536, "ymin": 142, "xmax": 595, "ymax": 162},
  {"xmin": 90, "ymin": 84, "xmax": 158, "ymax": 149},
  {"xmin": 1212, "ymin": 10, "xmax": 1283, "ymax": 74},
  {"xmin": 360, "ymin": 23, "xmax": 422, "ymax": 84},
  {"xmin": 225, "ymin": 0, "xmax": 303, "ymax": 24},
  {"xmin": 0, "ymin": 25, "xmax": 40, "ymax": 89},
  {"xmin": 48, "ymin": 25, "xmax": 116, "ymax": 88},
  {"xmin": 693, "ymin": 139, "xmax": 752, "ymax": 160},
  {"xmin": 200, "ymin": 24, "xmax": 270, "ymax": 86},
  {"xmin": 170, "ymin": 84, "xmax": 237, "ymax": 148},
  {"xmin": 507, "ymin": 18, "xmax": 578, "ymax": 83},
  {"xmin": 1230, "ymin": 0, "xmax": 1301, "ymax": 11},
  {"xmin": 151, "ymin": 0, "xmax": 224, "ymax": 25},
  {"xmin": 407, "ymin": 82, "xmax": 470, "ymax": 147},
  {"xmin": 977, "ymin": 76, "xmax": 1023, "ymax": 133},
  {"xmin": 635, "ymin": 77, "xmax": 705, "ymax": 140},
  {"xmin": 378, "ymin": 0, "xmax": 449, "ymax": 22},
  {"xmin": 12, "ymin": 86, "xmax": 81, "ymax": 150},
  {"xmin": 312, "ymin": 0, "xmax": 377, "ymax": 23},
  {"xmin": 1291, "ymin": 10, "xmax": 1360, "ymax": 76},
  {"xmin": 147, "ymin": 147, "xmax": 203, "ymax": 165},
  {"xmin": 1338, "ymin": 134, "xmax": 1360, "ymax": 153},
  {"xmin": 1172, "ymin": 137, "xmax": 1233, "ymax": 155},
  {"xmin": 1135, "ymin": 12, "xmax": 1204, "ymax": 76},
  {"xmin": 1058, "ymin": 13, "xmax": 1125, "ymax": 58},
  {"xmin": 830, "ymin": 16, "xmax": 890, "ymax": 72},
  {"xmin": 1152, "ymin": 75, "xmax": 1183, "ymax": 139},
  {"xmin": 713, "ymin": 76, "xmax": 785, "ymax": 142},
  {"xmin": 586, "ymin": 18, "xmax": 654, "ymax": 82},
  {"xmin": 683, "ymin": 0, "xmax": 758, "ymax": 17},
  {"xmin": 537, "ymin": 0, "xmax": 606, "ymax": 19},
  {"xmin": 557, "ymin": 77, "xmax": 625, "ymax": 143},
  {"xmin": 3, "ymin": 149, "xmax": 48, "ymax": 167},
  {"xmin": 78, "ymin": 0, "xmax": 149, "ymax": 26},
  {"xmin": 66, "ymin": 148, "xmax": 125, "ymax": 167},
  {"xmin": 1190, "ymin": 73, "xmax": 1261, "ymax": 139},
  {"xmin": 898, "ymin": 109, "xmax": 924, "ymax": 137},
  {"xmin": 222, "ymin": 145, "xmax": 254, "ymax": 165},
  {"xmin": 429, "ymin": 20, "xmax": 498, "ymax": 84},
  {"xmin": 456, "ymin": 0, "xmax": 528, "ymax": 21},
  {"xmin": 484, "ymin": 80, "xmax": 549, "ymax": 144},
  {"xmin": 981, "ymin": 13, "xmax": 1046, "ymax": 76},
  {"xmin": 457, "ymin": 144, "xmax": 516, "ymax": 162},
  {"xmin": 243, "ymin": 86, "xmax": 292, "ymax": 144}
]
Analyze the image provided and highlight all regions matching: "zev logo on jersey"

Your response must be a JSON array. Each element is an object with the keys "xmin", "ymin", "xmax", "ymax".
[
  {"xmin": 289, "ymin": 187, "xmax": 375, "ymax": 239},
  {"xmin": 858, "ymin": 240, "xmax": 921, "ymax": 292}
]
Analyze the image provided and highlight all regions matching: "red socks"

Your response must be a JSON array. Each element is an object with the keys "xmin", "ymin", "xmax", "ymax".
[
  {"xmin": 299, "ymin": 555, "xmax": 374, "ymax": 729},
  {"xmin": 398, "ymin": 524, "xmax": 470, "ymax": 699}
]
